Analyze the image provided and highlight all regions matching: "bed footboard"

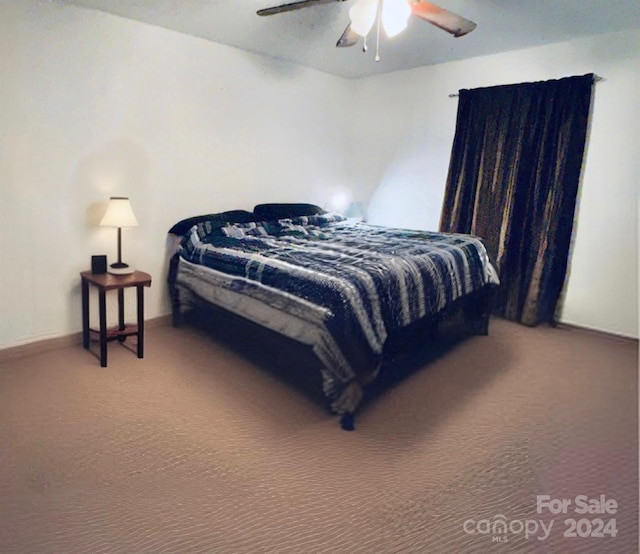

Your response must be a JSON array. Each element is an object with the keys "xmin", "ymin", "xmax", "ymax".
[
  {"xmin": 463, "ymin": 285, "xmax": 496, "ymax": 336},
  {"xmin": 167, "ymin": 248, "xmax": 497, "ymax": 431},
  {"xmin": 168, "ymin": 254, "xmax": 185, "ymax": 327}
]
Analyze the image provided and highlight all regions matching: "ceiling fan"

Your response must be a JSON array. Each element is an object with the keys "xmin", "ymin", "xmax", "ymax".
[{"xmin": 257, "ymin": 0, "xmax": 477, "ymax": 53}]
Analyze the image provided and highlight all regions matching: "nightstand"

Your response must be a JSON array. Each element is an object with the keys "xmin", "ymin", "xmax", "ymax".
[{"xmin": 80, "ymin": 270, "xmax": 152, "ymax": 367}]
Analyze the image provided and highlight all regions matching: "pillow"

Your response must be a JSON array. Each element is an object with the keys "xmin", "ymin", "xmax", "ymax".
[
  {"xmin": 168, "ymin": 210, "xmax": 256, "ymax": 235},
  {"xmin": 253, "ymin": 203, "xmax": 326, "ymax": 221}
]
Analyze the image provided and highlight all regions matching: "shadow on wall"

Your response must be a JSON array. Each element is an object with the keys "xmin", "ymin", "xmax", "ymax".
[
  {"xmin": 66, "ymin": 140, "xmax": 151, "ymax": 331},
  {"xmin": 72, "ymin": 139, "xmax": 150, "ymax": 241},
  {"xmin": 363, "ymin": 125, "xmax": 452, "ymax": 231},
  {"xmin": 555, "ymin": 80, "xmax": 597, "ymax": 323},
  {"xmin": 367, "ymin": 178, "xmax": 445, "ymax": 232}
]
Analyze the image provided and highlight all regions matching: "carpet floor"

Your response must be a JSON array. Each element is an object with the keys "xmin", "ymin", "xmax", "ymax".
[{"xmin": 0, "ymin": 317, "xmax": 637, "ymax": 553}]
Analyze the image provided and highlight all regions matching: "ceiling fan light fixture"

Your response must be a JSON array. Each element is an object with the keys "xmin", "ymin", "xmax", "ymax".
[
  {"xmin": 349, "ymin": 0, "xmax": 378, "ymax": 37},
  {"xmin": 381, "ymin": 0, "xmax": 411, "ymax": 38}
]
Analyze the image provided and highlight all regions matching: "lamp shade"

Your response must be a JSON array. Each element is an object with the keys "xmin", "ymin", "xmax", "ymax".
[
  {"xmin": 382, "ymin": 0, "xmax": 411, "ymax": 38},
  {"xmin": 349, "ymin": 0, "xmax": 378, "ymax": 37},
  {"xmin": 100, "ymin": 197, "xmax": 138, "ymax": 228}
]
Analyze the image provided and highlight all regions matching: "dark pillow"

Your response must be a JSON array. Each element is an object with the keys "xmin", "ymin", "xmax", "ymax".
[
  {"xmin": 253, "ymin": 203, "xmax": 326, "ymax": 221},
  {"xmin": 168, "ymin": 210, "xmax": 256, "ymax": 235}
]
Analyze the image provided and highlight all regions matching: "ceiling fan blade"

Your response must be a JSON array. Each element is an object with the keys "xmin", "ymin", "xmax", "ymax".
[
  {"xmin": 257, "ymin": 0, "xmax": 347, "ymax": 17},
  {"xmin": 336, "ymin": 23, "xmax": 359, "ymax": 47},
  {"xmin": 410, "ymin": 1, "xmax": 476, "ymax": 37}
]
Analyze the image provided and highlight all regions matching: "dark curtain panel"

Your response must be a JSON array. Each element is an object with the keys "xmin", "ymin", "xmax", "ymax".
[{"xmin": 440, "ymin": 74, "xmax": 593, "ymax": 326}]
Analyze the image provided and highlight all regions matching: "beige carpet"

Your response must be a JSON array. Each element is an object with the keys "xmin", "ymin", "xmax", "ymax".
[{"xmin": 0, "ymin": 318, "xmax": 637, "ymax": 553}]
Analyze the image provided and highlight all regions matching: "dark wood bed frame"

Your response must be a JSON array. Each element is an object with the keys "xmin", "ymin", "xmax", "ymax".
[{"xmin": 168, "ymin": 253, "xmax": 496, "ymax": 430}]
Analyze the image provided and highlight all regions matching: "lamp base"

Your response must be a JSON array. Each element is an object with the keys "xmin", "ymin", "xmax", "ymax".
[{"xmin": 108, "ymin": 262, "xmax": 135, "ymax": 275}]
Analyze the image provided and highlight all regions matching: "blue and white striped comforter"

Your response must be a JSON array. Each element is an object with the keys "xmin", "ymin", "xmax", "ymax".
[{"xmin": 175, "ymin": 213, "xmax": 499, "ymax": 408}]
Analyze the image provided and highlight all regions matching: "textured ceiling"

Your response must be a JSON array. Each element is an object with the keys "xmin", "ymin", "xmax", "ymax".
[{"xmin": 57, "ymin": 0, "xmax": 640, "ymax": 78}]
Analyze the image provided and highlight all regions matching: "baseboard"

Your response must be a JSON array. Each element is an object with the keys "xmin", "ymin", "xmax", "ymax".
[
  {"xmin": 1, "ymin": 315, "xmax": 634, "ymax": 364},
  {"xmin": 0, "ymin": 314, "xmax": 172, "ymax": 364},
  {"xmin": 555, "ymin": 321, "xmax": 638, "ymax": 344}
]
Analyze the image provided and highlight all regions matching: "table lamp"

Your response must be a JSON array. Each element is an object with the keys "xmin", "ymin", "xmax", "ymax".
[{"xmin": 100, "ymin": 196, "xmax": 138, "ymax": 275}]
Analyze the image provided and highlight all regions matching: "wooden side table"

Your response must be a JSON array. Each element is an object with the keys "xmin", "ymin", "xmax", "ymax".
[{"xmin": 81, "ymin": 270, "xmax": 152, "ymax": 367}]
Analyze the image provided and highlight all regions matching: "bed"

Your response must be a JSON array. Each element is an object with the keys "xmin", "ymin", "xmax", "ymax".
[{"xmin": 167, "ymin": 203, "xmax": 499, "ymax": 429}]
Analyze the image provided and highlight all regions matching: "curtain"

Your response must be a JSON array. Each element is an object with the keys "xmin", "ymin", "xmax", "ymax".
[{"xmin": 440, "ymin": 74, "xmax": 593, "ymax": 326}]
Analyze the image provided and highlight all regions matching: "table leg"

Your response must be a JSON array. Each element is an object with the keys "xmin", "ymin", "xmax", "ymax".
[
  {"xmin": 99, "ymin": 289, "xmax": 107, "ymax": 367},
  {"xmin": 81, "ymin": 278, "xmax": 90, "ymax": 349},
  {"xmin": 136, "ymin": 284, "xmax": 144, "ymax": 359},
  {"xmin": 118, "ymin": 288, "xmax": 125, "ymax": 332}
]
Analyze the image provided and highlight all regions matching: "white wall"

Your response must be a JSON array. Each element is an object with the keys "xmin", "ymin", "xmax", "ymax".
[
  {"xmin": 0, "ymin": 0, "xmax": 352, "ymax": 348},
  {"xmin": 1, "ymin": 1, "xmax": 637, "ymax": 349},
  {"xmin": 356, "ymin": 30, "xmax": 639, "ymax": 338}
]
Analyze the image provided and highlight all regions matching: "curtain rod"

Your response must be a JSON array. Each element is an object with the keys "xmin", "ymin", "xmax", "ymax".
[{"xmin": 448, "ymin": 74, "xmax": 604, "ymax": 98}]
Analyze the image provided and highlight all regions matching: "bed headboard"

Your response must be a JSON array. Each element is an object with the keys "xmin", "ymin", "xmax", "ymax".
[{"xmin": 253, "ymin": 203, "xmax": 326, "ymax": 220}]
